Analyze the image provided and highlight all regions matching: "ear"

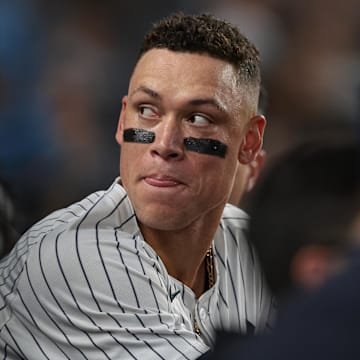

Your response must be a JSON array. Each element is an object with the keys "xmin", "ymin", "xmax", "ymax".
[
  {"xmin": 238, "ymin": 115, "xmax": 266, "ymax": 165},
  {"xmin": 290, "ymin": 245, "xmax": 336, "ymax": 291},
  {"xmin": 115, "ymin": 96, "xmax": 128, "ymax": 145}
]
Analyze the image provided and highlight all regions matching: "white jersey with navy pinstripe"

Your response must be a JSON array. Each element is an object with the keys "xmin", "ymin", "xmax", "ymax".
[{"xmin": 0, "ymin": 179, "xmax": 273, "ymax": 359}]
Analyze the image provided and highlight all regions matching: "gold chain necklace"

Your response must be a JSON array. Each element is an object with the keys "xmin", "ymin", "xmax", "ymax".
[
  {"xmin": 205, "ymin": 246, "xmax": 215, "ymax": 289},
  {"xmin": 194, "ymin": 246, "xmax": 215, "ymax": 335}
]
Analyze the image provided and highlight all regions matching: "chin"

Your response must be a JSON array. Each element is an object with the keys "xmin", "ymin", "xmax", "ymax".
[{"xmin": 136, "ymin": 208, "xmax": 191, "ymax": 232}]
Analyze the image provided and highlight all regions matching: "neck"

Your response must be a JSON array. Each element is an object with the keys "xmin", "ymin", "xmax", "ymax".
[{"xmin": 139, "ymin": 214, "xmax": 219, "ymax": 297}]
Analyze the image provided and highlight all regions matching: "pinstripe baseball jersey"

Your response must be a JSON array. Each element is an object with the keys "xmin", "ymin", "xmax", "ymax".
[{"xmin": 0, "ymin": 179, "xmax": 273, "ymax": 359}]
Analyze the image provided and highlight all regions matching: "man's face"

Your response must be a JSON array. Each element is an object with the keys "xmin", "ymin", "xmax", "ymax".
[{"xmin": 116, "ymin": 49, "xmax": 264, "ymax": 231}]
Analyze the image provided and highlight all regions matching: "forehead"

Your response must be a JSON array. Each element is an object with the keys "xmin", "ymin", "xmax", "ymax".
[{"xmin": 129, "ymin": 49, "xmax": 242, "ymax": 111}]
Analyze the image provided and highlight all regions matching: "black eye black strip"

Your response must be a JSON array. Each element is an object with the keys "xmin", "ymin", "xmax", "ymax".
[
  {"xmin": 184, "ymin": 137, "xmax": 227, "ymax": 158},
  {"xmin": 123, "ymin": 128, "xmax": 227, "ymax": 158},
  {"xmin": 123, "ymin": 128, "xmax": 155, "ymax": 143}
]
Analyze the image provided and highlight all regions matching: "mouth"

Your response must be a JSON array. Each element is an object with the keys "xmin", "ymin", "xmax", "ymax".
[{"xmin": 143, "ymin": 175, "xmax": 183, "ymax": 188}]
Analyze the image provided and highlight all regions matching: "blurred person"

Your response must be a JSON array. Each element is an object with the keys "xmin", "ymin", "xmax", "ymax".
[
  {"xmin": 0, "ymin": 13, "xmax": 273, "ymax": 359},
  {"xmin": 263, "ymin": 0, "xmax": 360, "ymax": 156},
  {"xmin": 205, "ymin": 137, "xmax": 360, "ymax": 359},
  {"xmin": 249, "ymin": 138, "xmax": 360, "ymax": 297},
  {"xmin": 0, "ymin": 178, "xmax": 18, "ymax": 259}
]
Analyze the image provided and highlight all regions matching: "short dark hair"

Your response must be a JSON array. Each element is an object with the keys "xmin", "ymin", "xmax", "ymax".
[{"xmin": 139, "ymin": 12, "xmax": 261, "ymax": 88}]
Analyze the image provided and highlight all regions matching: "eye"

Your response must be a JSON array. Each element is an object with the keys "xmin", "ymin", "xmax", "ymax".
[
  {"xmin": 188, "ymin": 114, "xmax": 211, "ymax": 126},
  {"xmin": 139, "ymin": 106, "xmax": 158, "ymax": 119}
]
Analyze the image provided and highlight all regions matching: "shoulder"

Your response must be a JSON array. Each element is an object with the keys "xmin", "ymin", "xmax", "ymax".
[
  {"xmin": 24, "ymin": 179, "xmax": 141, "ymax": 277},
  {"xmin": 220, "ymin": 204, "xmax": 249, "ymax": 245},
  {"xmin": 215, "ymin": 204, "xmax": 253, "ymax": 267},
  {"xmin": 25, "ymin": 179, "xmax": 136, "ymax": 247},
  {"xmin": 221, "ymin": 204, "xmax": 249, "ymax": 228},
  {"xmin": 0, "ymin": 180, "xmax": 139, "ymax": 292}
]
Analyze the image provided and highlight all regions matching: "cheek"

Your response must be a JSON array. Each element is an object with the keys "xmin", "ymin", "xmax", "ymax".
[
  {"xmin": 194, "ymin": 155, "xmax": 237, "ymax": 193},
  {"xmin": 120, "ymin": 144, "xmax": 143, "ymax": 176}
]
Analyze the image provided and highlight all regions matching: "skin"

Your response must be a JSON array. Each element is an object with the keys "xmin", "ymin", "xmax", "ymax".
[
  {"xmin": 228, "ymin": 149, "xmax": 266, "ymax": 206},
  {"xmin": 116, "ymin": 49, "xmax": 265, "ymax": 297}
]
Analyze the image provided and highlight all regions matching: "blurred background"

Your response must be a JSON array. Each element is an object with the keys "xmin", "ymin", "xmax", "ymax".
[{"xmin": 0, "ymin": 0, "xmax": 359, "ymax": 235}]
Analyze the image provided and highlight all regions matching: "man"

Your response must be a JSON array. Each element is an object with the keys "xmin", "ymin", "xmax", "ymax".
[
  {"xmin": 207, "ymin": 138, "xmax": 360, "ymax": 359},
  {"xmin": 0, "ymin": 13, "xmax": 272, "ymax": 359}
]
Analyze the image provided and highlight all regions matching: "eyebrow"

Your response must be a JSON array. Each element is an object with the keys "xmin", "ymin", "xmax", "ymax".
[
  {"xmin": 188, "ymin": 98, "xmax": 227, "ymax": 113},
  {"xmin": 130, "ymin": 86, "xmax": 161, "ymax": 99},
  {"xmin": 130, "ymin": 85, "xmax": 227, "ymax": 113}
]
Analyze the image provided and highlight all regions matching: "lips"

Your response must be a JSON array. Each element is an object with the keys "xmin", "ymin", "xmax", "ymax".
[{"xmin": 144, "ymin": 175, "xmax": 182, "ymax": 187}]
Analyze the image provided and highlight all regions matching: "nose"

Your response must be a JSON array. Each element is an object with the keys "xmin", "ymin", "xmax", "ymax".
[{"xmin": 150, "ymin": 118, "xmax": 184, "ymax": 160}]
